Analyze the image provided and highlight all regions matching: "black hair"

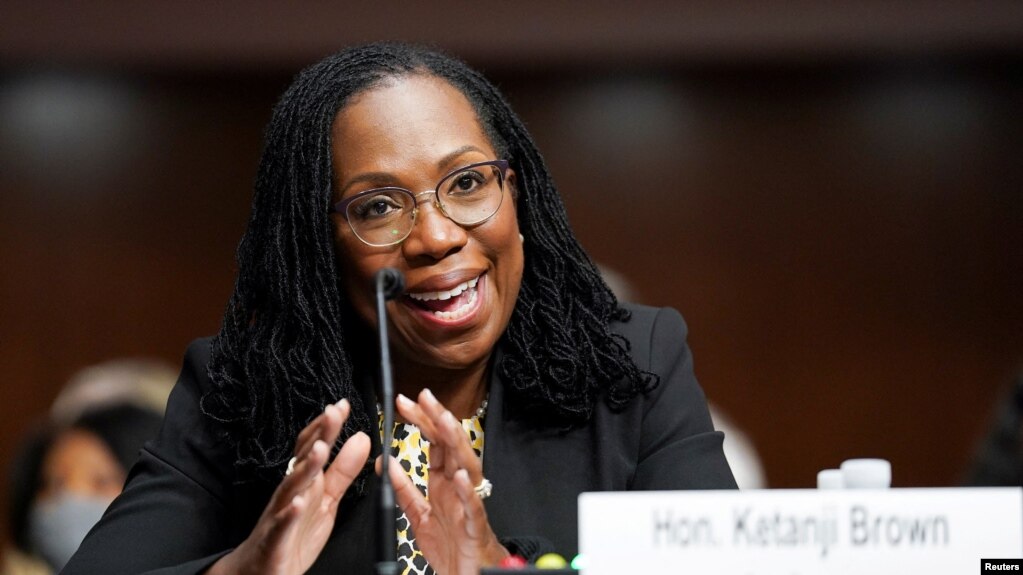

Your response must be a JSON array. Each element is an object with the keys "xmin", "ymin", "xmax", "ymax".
[
  {"xmin": 73, "ymin": 404, "xmax": 163, "ymax": 472},
  {"xmin": 7, "ymin": 423, "xmax": 51, "ymax": 552},
  {"xmin": 6, "ymin": 403, "xmax": 163, "ymax": 553},
  {"xmin": 202, "ymin": 42, "xmax": 658, "ymax": 485}
]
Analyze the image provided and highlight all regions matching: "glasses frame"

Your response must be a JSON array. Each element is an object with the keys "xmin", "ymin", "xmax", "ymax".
[{"xmin": 329, "ymin": 159, "xmax": 510, "ymax": 247}]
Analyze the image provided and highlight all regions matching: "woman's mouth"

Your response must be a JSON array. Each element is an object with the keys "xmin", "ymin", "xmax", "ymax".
[{"xmin": 404, "ymin": 274, "xmax": 483, "ymax": 323}]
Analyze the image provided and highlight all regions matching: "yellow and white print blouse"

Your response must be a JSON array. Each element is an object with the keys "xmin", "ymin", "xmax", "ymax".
[{"xmin": 380, "ymin": 413, "xmax": 485, "ymax": 575}]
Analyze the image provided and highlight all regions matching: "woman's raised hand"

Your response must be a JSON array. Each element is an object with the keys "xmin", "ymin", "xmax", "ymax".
[
  {"xmin": 388, "ymin": 389, "xmax": 509, "ymax": 575},
  {"xmin": 208, "ymin": 399, "xmax": 371, "ymax": 575}
]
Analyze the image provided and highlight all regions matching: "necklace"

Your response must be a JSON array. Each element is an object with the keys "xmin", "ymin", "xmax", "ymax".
[{"xmin": 377, "ymin": 393, "xmax": 489, "ymax": 420}]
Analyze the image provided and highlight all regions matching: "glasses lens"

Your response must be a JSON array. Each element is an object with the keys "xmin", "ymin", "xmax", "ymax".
[
  {"xmin": 346, "ymin": 189, "xmax": 415, "ymax": 246},
  {"xmin": 436, "ymin": 163, "xmax": 505, "ymax": 225}
]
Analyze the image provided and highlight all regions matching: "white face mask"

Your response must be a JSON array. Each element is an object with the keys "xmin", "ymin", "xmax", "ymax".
[{"xmin": 28, "ymin": 492, "xmax": 112, "ymax": 571}]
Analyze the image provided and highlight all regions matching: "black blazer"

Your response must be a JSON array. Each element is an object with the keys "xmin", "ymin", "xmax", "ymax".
[{"xmin": 65, "ymin": 304, "xmax": 736, "ymax": 574}]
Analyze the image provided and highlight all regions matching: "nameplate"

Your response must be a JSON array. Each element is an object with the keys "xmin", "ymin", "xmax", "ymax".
[{"xmin": 578, "ymin": 488, "xmax": 1022, "ymax": 574}]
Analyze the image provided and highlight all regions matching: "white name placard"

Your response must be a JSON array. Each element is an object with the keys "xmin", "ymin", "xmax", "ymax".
[{"xmin": 578, "ymin": 488, "xmax": 1022, "ymax": 574}]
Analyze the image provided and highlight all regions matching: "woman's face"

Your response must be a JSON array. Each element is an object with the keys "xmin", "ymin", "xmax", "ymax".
[
  {"xmin": 37, "ymin": 429, "xmax": 124, "ymax": 502},
  {"xmin": 331, "ymin": 74, "xmax": 523, "ymax": 374}
]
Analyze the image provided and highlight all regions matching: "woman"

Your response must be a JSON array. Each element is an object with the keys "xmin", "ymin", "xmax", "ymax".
[
  {"xmin": 65, "ymin": 43, "xmax": 735, "ymax": 575},
  {"xmin": 5, "ymin": 404, "xmax": 163, "ymax": 574}
]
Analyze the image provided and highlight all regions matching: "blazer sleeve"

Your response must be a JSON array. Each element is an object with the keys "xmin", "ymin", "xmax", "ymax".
[
  {"xmin": 63, "ymin": 339, "xmax": 238, "ymax": 575},
  {"xmin": 630, "ymin": 307, "xmax": 737, "ymax": 490}
]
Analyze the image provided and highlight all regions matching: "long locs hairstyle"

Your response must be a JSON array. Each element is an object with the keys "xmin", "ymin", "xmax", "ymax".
[{"xmin": 202, "ymin": 43, "xmax": 657, "ymax": 485}]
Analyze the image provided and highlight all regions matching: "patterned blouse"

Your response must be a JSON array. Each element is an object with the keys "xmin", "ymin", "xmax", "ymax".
[{"xmin": 380, "ymin": 413, "xmax": 486, "ymax": 575}]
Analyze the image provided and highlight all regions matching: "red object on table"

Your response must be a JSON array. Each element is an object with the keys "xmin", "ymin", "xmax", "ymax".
[{"xmin": 498, "ymin": 555, "xmax": 528, "ymax": 569}]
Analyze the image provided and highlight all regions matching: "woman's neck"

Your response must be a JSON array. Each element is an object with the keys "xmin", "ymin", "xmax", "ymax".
[{"xmin": 391, "ymin": 356, "xmax": 490, "ymax": 420}]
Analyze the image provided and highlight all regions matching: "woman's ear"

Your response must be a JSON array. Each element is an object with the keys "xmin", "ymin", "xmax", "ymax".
[{"xmin": 506, "ymin": 169, "xmax": 519, "ymax": 200}]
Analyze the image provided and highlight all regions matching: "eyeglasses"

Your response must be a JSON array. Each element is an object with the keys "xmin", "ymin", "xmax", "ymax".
[{"xmin": 330, "ymin": 159, "xmax": 510, "ymax": 247}]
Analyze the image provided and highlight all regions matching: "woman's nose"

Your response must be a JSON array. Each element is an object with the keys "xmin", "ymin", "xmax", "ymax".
[{"xmin": 401, "ymin": 197, "xmax": 468, "ymax": 261}]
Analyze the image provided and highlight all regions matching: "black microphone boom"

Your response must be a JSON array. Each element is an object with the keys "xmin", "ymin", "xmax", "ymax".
[{"xmin": 374, "ymin": 267, "xmax": 403, "ymax": 575}]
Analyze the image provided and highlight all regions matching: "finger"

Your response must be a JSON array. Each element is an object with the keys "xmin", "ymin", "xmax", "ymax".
[
  {"xmin": 273, "ymin": 439, "xmax": 329, "ymax": 512},
  {"xmin": 294, "ymin": 399, "xmax": 349, "ymax": 458},
  {"xmin": 417, "ymin": 389, "xmax": 476, "ymax": 446},
  {"xmin": 416, "ymin": 388, "xmax": 459, "ymax": 446},
  {"xmin": 416, "ymin": 390, "xmax": 482, "ymax": 479},
  {"xmin": 443, "ymin": 476, "xmax": 475, "ymax": 570},
  {"xmin": 454, "ymin": 471, "xmax": 509, "ymax": 572},
  {"xmin": 453, "ymin": 469, "xmax": 484, "ymax": 539},
  {"xmin": 298, "ymin": 399, "xmax": 350, "ymax": 456},
  {"xmin": 440, "ymin": 410, "xmax": 473, "ymax": 479},
  {"xmin": 387, "ymin": 455, "xmax": 433, "ymax": 528},
  {"xmin": 271, "ymin": 401, "xmax": 346, "ymax": 517},
  {"xmin": 416, "ymin": 388, "xmax": 448, "ymax": 427},
  {"xmin": 260, "ymin": 492, "xmax": 306, "ymax": 558},
  {"xmin": 430, "ymin": 440, "xmax": 447, "ymax": 473},
  {"xmin": 425, "ymin": 406, "xmax": 481, "ymax": 482},
  {"xmin": 324, "ymin": 431, "xmax": 371, "ymax": 504},
  {"xmin": 396, "ymin": 393, "xmax": 439, "ymax": 441},
  {"xmin": 293, "ymin": 402, "xmax": 332, "ymax": 454},
  {"xmin": 318, "ymin": 400, "xmax": 347, "ymax": 451}
]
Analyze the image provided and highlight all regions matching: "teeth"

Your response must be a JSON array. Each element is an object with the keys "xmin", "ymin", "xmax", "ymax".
[
  {"xmin": 432, "ymin": 288, "xmax": 478, "ymax": 321},
  {"xmin": 409, "ymin": 276, "xmax": 480, "ymax": 302}
]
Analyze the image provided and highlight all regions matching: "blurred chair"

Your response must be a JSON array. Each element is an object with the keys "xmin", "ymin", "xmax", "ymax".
[
  {"xmin": 50, "ymin": 358, "xmax": 176, "ymax": 423},
  {"xmin": 708, "ymin": 405, "xmax": 767, "ymax": 489},
  {"xmin": 598, "ymin": 263, "xmax": 768, "ymax": 489}
]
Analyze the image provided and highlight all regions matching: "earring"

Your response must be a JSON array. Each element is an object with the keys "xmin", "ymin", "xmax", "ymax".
[{"xmin": 519, "ymin": 233, "xmax": 525, "ymax": 242}]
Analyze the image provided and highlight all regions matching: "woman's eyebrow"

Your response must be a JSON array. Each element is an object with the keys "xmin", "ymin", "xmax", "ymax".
[
  {"xmin": 436, "ymin": 145, "xmax": 487, "ymax": 170},
  {"xmin": 338, "ymin": 145, "xmax": 489, "ymax": 195},
  {"xmin": 337, "ymin": 172, "xmax": 401, "ymax": 196}
]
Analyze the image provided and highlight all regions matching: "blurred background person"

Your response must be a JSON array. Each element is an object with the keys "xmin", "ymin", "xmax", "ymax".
[
  {"xmin": 967, "ymin": 370, "xmax": 1023, "ymax": 487},
  {"xmin": 2, "ymin": 359, "xmax": 173, "ymax": 574},
  {"xmin": 4, "ymin": 403, "xmax": 163, "ymax": 574}
]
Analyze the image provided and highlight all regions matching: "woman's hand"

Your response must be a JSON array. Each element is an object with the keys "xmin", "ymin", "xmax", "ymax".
[
  {"xmin": 208, "ymin": 399, "xmax": 371, "ymax": 575},
  {"xmin": 387, "ymin": 389, "xmax": 509, "ymax": 575}
]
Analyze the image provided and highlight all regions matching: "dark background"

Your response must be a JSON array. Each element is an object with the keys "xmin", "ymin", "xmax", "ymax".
[{"xmin": 2, "ymin": 0, "xmax": 1022, "ymax": 547}]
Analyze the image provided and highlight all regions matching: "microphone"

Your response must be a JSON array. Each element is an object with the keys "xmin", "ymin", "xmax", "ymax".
[
  {"xmin": 377, "ymin": 267, "xmax": 405, "ymax": 301},
  {"xmin": 374, "ymin": 267, "xmax": 403, "ymax": 575}
]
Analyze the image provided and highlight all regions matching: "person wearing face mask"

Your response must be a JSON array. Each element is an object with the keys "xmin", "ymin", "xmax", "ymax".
[
  {"xmin": 64, "ymin": 43, "xmax": 737, "ymax": 575},
  {"xmin": 4, "ymin": 404, "xmax": 163, "ymax": 574}
]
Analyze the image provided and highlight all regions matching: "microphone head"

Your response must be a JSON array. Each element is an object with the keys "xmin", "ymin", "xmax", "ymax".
[{"xmin": 375, "ymin": 268, "xmax": 405, "ymax": 300}]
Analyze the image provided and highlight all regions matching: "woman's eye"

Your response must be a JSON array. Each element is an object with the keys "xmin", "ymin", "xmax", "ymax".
[
  {"xmin": 352, "ymin": 195, "xmax": 403, "ymax": 219},
  {"xmin": 446, "ymin": 171, "xmax": 485, "ymax": 195},
  {"xmin": 94, "ymin": 472, "xmax": 125, "ymax": 492}
]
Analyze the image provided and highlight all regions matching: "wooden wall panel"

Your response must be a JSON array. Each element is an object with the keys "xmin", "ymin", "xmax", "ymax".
[{"xmin": 1, "ymin": 58, "xmax": 1021, "ymax": 550}]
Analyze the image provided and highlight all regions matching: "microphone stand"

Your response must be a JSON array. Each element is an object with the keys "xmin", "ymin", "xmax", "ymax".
[{"xmin": 374, "ymin": 268, "xmax": 403, "ymax": 575}]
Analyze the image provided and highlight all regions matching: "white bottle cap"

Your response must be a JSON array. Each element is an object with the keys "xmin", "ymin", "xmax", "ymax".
[
  {"xmin": 840, "ymin": 458, "xmax": 891, "ymax": 489},
  {"xmin": 817, "ymin": 468, "xmax": 845, "ymax": 489}
]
